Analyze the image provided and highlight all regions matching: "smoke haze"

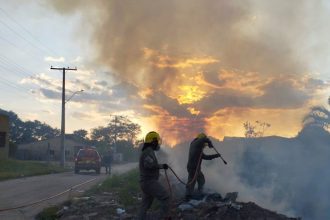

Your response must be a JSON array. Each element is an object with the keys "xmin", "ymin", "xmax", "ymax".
[
  {"xmin": 162, "ymin": 126, "xmax": 330, "ymax": 220},
  {"xmin": 43, "ymin": 1, "xmax": 330, "ymax": 219},
  {"xmin": 47, "ymin": 0, "xmax": 330, "ymax": 143}
]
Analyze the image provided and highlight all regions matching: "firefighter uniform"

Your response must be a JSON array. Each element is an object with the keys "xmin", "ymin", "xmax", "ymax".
[
  {"xmin": 186, "ymin": 134, "xmax": 220, "ymax": 199},
  {"xmin": 138, "ymin": 132, "xmax": 169, "ymax": 220}
]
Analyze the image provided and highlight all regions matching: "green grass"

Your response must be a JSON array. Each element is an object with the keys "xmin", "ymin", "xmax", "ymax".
[
  {"xmin": 35, "ymin": 206, "xmax": 59, "ymax": 220},
  {"xmin": 89, "ymin": 168, "xmax": 140, "ymax": 206},
  {"xmin": 0, "ymin": 159, "xmax": 68, "ymax": 181}
]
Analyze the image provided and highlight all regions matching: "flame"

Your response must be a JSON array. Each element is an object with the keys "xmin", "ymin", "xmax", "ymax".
[
  {"xmin": 187, "ymin": 107, "xmax": 200, "ymax": 115},
  {"xmin": 143, "ymin": 47, "xmax": 219, "ymax": 69},
  {"xmin": 155, "ymin": 57, "xmax": 219, "ymax": 69},
  {"xmin": 177, "ymin": 85, "xmax": 206, "ymax": 104}
]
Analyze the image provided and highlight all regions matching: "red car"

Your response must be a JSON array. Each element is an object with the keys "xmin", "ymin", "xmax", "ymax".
[{"xmin": 74, "ymin": 147, "xmax": 101, "ymax": 174}]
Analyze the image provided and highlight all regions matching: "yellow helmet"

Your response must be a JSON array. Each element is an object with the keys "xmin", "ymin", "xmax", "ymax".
[
  {"xmin": 145, "ymin": 131, "xmax": 162, "ymax": 144},
  {"xmin": 196, "ymin": 133, "xmax": 207, "ymax": 139}
]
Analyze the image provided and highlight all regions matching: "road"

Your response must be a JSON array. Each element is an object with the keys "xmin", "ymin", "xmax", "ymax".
[{"xmin": 0, "ymin": 163, "xmax": 137, "ymax": 220}]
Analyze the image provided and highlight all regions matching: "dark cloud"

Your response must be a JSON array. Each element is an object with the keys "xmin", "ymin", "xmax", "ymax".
[
  {"xmin": 70, "ymin": 111, "xmax": 91, "ymax": 120},
  {"xmin": 111, "ymin": 82, "xmax": 139, "ymax": 99},
  {"xmin": 194, "ymin": 89, "xmax": 254, "ymax": 114},
  {"xmin": 40, "ymin": 88, "xmax": 61, "ymax": 100},
  {"xmin": 72, "ymin": 79, "xmax": 92, "ymax": 90},
  {"xmin": 145, "ymin": 91, "xmax": 192, "ymax": 118},
  {"xmin": 194, "ymin": 78, "xmax": 311, "ymax": 114},
  {"xmin": 305, "ymin": 78, "xmax": 330, "ymax": 90},
  {"xmin": 256, "ymin": 80, "xmax": 310, "ymax": 109},
  {"xmin": 95, "ymin": 80, "xmax": 108, "ymax": 87}
]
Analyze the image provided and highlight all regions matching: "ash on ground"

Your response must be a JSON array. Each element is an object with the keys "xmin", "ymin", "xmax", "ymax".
[{"xmin": 54, "ymin": 190, "xmax": 300, "ymax": 220}]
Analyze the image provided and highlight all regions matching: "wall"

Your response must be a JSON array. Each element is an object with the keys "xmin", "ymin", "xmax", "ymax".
[{"xmin": 0, "ymin": 114, "xmax": 9, "ymax": 159}]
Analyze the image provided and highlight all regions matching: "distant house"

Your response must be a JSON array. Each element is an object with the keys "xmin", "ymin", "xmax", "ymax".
[
  {"xmin": 16, "ymin": 135, "xmax": 88, "ymax": 161},
  {"xmin": 0, "ymin": 113, "xmax": 9, "ymax": 159}
]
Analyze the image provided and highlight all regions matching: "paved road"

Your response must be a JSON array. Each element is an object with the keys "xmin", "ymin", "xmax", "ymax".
[{"xmin": 0, "ymin": 163, "xmax": 138, "ymax": 220}]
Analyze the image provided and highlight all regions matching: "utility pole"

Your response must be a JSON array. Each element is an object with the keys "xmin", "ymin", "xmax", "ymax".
[
  {"xmin": 50, "ymin": 66, "xmax": 77, "ymax": 167},
  {"xmin": 112, "ymin": 115, "xmax": 118, "ymax": 154}
]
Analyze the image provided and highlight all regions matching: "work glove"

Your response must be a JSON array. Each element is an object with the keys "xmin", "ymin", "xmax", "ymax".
[
  {"xmin": 207, "ymin": 140, "xmax": 214, "ymax": 148},
  {"xmin": 162, "ymin": 163, "xmax": 169, "ymax": 170}
]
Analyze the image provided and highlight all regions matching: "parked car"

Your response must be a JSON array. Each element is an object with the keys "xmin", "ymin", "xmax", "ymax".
[{"xmin": 74, "ymin": 147, "xmax": 101, "ymax": 174}]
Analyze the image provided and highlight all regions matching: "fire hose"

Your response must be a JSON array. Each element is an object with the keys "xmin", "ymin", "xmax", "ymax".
[
  {"xmin": 0, "ymin": 177, "xmax": 97, "ymax": 212},
  {"xmin": 166, "ymin": 147, "xmax": 227, "ymax": 187},
  {"xmin": 164, "ymin": 147, "xmax": 227, "ymax": 219},
  {"xmin": 164, "ymin": 146, "xmax": 227, "ymax": 196}
]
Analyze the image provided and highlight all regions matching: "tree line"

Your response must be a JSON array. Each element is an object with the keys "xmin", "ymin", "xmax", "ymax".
[{"xmin": 0, "ymin": 109, "xmax": 141, "ymax": 161}]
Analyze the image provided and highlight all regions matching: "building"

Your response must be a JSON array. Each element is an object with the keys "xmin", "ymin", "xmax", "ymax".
[
  {"xmin": 0, "ymin": 114, "xmax": 9, "ymax": 159},
  {"xmin": 16, "ymin": 135, "xmax": 88, "ymax": 161}
]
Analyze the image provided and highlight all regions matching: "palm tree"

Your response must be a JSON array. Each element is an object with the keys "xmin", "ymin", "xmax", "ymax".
[{"xmin": 303, "ymin": 96, "xmax": 330, "ymax": 129}]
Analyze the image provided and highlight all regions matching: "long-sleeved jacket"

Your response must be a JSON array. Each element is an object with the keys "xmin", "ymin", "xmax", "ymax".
[
  {"xmin": 139, "ymin": 147, "xmax": 163, "ymax": 182},
  {"xmin": 187, "ymin": 137, "xmax": 219, "ymax": 170}
]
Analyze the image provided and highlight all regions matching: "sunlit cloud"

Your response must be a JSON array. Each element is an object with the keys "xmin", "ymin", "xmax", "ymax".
[
  {"xmin": 177, "ymin": 85, "xmax": 206, "ymax": 104},
  {"xmin": 46, "ymin": 0, "xmax": 330, "ymax": 143},
  {"xmin": 44, "ymin": 56, "xmax": 65, "ymax": 62}
]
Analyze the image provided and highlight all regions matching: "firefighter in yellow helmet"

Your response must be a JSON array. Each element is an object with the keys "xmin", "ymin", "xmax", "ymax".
[
  {"xmin": 185, "ymin": 133, "xmax": 220, "ymax": 201},
  {"xmin": 138, "ymin": 131, "xmax": 170, "ymax": 220}
]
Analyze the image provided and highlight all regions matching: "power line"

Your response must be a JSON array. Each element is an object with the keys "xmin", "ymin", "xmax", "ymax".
[
  {"xmin": 0, "ymin": 54, "xmax": 58, "ymax": 90},
  {"xmin": 0, "ymin": 18, "xmax": 51, "ymax": 58},
  {"xmin": 0, "ymin": 7, "xmax": 60, "ymax": 57},
  {"xmin": 0, "ymin": 55, "xmax": 34, "ymax": 78},
  {"xmin": 0, "ymin": 74, "xmax": 31, "ymax": 99}
]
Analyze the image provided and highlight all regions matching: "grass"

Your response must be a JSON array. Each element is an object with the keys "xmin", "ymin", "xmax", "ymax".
[
  {"xmin": 89, "ymin": 168, "xmax": 140, "ymax": 206},
  {"xmin": 0, "ymin": 159, "xmax": 68, "ymax": 181},
  {"xmin": 35, "ymin": 206, "xmax": 59, "ymax": 220}
]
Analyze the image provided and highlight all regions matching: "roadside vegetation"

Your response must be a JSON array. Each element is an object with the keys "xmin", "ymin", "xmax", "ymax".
[
  {"xmin": 37, "ymin": 168, "xmax": 142, "ymax": 219},
  {"xmin": 89, "ymin": 168, "xmax": 140, "ymax": 206},
  {"xmin": 0, "ymin": 159, "xmax": 68, "ymax": 181}
]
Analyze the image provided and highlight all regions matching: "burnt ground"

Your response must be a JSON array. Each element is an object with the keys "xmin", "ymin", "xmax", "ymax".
[{"xmin": 49, "ymin": 191, "xmax": 300, "ymax": 220}]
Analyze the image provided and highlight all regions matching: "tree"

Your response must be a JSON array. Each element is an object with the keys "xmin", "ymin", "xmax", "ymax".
[
  {"xmin": 91, "ymin": 116, "xmax": 141, "ymax": 145},
  {"xmin": 72, "ymin": 129, "xmax": 89, "ymax": 143},
  {"xmin": 0, "ymin": 108, "xmax": 60, "ymax": 144},
  {"xmin": 90, "ymin": 115, "xmax": 141, "ymax": 160},
  {"xmin": 303, "ymin": 106, "xmax": 330, "ymax": 130},
  {"xmin": 243, "ymin": 121, "xmax": 271, "ymax": 138}
]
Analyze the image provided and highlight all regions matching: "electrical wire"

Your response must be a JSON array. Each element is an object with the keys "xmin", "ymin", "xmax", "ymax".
[{"xmin": 0, "ymin": 7, "xmax": 60, "ymax": 57}]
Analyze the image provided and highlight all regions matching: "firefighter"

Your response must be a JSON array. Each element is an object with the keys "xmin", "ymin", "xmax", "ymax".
[
  {"xmin": 137, "ymin": 131, "xmax": 170, "ymax": 220},
  {"xmin": 185, "ymin": 133, "xmax": 220, "ymax": 201}
]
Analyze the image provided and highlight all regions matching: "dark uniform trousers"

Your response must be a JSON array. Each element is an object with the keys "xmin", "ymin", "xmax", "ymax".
[
  {"xmin": 137, "ymin": 180, "xmax": 170, "ymax": 220},
  {"xmin": 185, "ymin": 168, "xmax": 205, "ymax": 198}
]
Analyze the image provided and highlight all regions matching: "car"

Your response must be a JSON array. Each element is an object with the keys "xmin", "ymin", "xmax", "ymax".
[{"xmin": 74, "ymin": 147, "xmax": 101, "ymax": 174}]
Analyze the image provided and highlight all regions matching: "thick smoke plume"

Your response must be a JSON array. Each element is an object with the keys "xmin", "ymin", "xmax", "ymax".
[
  {"xmin": 163, "ymin": 126, "xmax": 330, "ymax": 220},
  {"xmin": 47, "ymin": 0, "xmax": 330, "ymax": 143},
  {"xmin": 47, "ymin": 1, "xmax": 330, "ymax": 219}
]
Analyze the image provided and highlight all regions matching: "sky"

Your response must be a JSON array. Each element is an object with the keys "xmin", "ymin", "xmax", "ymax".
[{"xmin": 0, "ymin": 0, "xmax": 330, "ymax": 145}]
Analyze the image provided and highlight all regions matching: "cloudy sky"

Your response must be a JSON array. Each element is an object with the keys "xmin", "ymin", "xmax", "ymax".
[{"xmin": 0, "ymin": 0, "xmax": 330, "ymax": 145}]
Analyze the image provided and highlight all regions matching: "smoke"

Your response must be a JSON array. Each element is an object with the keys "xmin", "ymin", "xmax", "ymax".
[
  {"xmin": 42, "ymin": 2, "xmax": 330, "ymax": 218},
  {"xmin": 161, "ymin": 126, "xmax": 330, "ymax": 220},
  {"xmin": 45, "ymin": 0, "xmax": 330, "ymax": 142}
]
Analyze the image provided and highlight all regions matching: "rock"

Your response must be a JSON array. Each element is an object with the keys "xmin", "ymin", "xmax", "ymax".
[
  {"xmin": 189, "ymin": 199, "xmax": 204, "ymax": 207},
  {"xmin": 224, "ymin": 192, "xmax": 238, "ymax": 202},
  {"xmin": 230, "ymin": 203, "xmax": 242, "ymax": 210},
  {"xmin": 205, "ymin": 193, "xmax": 223, "ymax": 202},
  {"xmin": 83, "ymin": 212, "xmax": 98, "ymax": 220},
  {"xmin": 178, "ymin": 203, "xmax": 194, "ymax": 211},
  {"xmin": 116, "ymin": 208, "xmax": 126, "ymax": 215}
]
